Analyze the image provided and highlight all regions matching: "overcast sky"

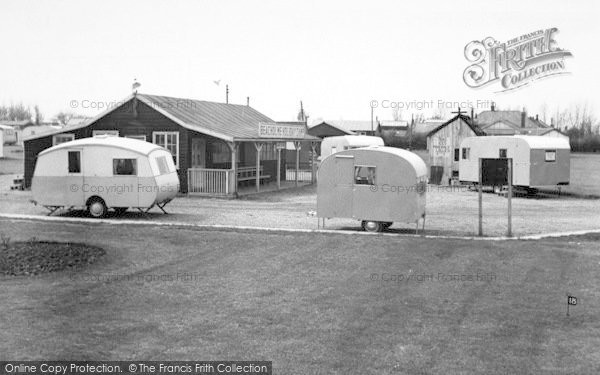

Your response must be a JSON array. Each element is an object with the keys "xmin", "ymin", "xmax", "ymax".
[{"xmin": 1, "ymin": 0, "xmax": 598, "ymax": 124}]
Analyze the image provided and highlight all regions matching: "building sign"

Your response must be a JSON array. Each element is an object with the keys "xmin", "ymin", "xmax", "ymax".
[
  {"xmin": 258, "ymin": 122, "xmax": 306, "ymax": 139},
  {"xmin": 463, "ymin": 27, "xmax": 573, "ymax": 92},
  {"xmin": 431, "ymin": 137, "xmax": 452, "ymax": 156}
]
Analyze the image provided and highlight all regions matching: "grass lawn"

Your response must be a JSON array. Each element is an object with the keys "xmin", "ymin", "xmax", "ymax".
[{"xmin": 0, "ymin": 220, "xmax": 599, "ymax": 373}]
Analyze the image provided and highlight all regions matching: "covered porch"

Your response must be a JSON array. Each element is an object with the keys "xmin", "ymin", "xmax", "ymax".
[{"xmin": 186, "ymin": 122, "xmax": 320, "ymax": 197}]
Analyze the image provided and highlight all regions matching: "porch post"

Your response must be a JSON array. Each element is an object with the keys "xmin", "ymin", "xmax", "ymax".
[
  {"xmin": 276, "ymin": 145, "xmax": 282, "ymax": 190},
  {"xmin": 294, "ymin": 141, "xmax": 301, "ymax": 188},
  {"xmin": 310, "ymin": 141, "xmax": 317, "ymax": 184},
  {"xmin": 227, "ymin": 141, "xmax": 239, "ymax": 196},
  {"xmin": 254, "ymin": 142, "xmax": 264, "ymax": 192}
]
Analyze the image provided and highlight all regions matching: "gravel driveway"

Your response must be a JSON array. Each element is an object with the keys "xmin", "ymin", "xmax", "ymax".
[{"xmin": 1, "ymin": 184, "xmax": 600, "ymax": 237}]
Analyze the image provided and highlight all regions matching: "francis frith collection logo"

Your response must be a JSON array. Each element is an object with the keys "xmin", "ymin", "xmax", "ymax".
[{"xmin": 463, "ymin": 27, "xmax": 572, "ymax": 92}]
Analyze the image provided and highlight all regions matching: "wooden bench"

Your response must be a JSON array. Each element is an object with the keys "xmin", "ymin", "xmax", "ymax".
[{"xmin": 237, "ymin": 166, "xmax": 271, "ymax": 185}]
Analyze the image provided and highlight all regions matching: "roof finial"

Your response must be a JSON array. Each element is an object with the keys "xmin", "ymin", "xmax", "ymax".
[{"xmin": 132, "ymin": 78, "xmax": 141, "ymax": 94}]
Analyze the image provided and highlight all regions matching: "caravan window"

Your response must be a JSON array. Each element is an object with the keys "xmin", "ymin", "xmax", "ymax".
[
  {"xmin": 156, "ymin": 155, "xmax": 171, "ymax": 175},
  {"xmin": 499, "ymin": 149, "xmax": 507, "ymax": 158},
  {"xmin": 113, "ymin": 159, "xmax": 137, "ymax": 175},
  {"xmin": 462, "ymin": 147, "xmax": 470, "ymax": 160},
  {"xmin": 354, "ymin": 166, "xmax": 376, "ymax": 185},
  {"xmin": 545, "ymin": 150, "xmax": 556, "ymax": 162},
  {"xmin": 153, "ymin": 131, "xmax": 179, "ymax": 168},
  {"xmin": 68, "ymin": 151, "xmax": 81, "ymax": 173}
]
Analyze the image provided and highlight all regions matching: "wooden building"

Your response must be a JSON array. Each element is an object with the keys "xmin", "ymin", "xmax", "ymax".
[
  {"xmin": 23, "ymin": 93, "xmax": 320, "ymax": 196},
  {"xmin": 426, "ymin": 112, "xmax": 484, "ymax": 185}
]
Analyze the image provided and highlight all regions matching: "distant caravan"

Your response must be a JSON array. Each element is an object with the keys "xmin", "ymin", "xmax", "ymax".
[
  {"xmin": 31, "ymin": 136, "xmax": 180, "ymax": 217},
  {"xmin": 319, "ymin": 135, "xmax": 384, "ymax": 160},
  {"xmin": 459, "ymin": 135, "xmax": 570, "ymax": 192}
]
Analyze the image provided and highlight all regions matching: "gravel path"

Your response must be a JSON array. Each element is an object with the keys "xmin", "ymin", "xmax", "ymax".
[{"xmin": 1, "ymin": 183, "xmax": 599, "ymax": 237}]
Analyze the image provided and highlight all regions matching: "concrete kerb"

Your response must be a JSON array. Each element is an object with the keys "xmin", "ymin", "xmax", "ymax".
[{"xmin": 0, "ymin": 213, "xmax": 598, "ymax": 241}]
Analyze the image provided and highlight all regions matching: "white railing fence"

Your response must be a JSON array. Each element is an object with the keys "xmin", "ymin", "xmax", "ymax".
[
  {"xmin": 188, "ymin": 168, "xmax": 234, "ymax": 195},
  {"xmin": 285, "ymin": 168, "xmax": 313, "ymax": 182}
]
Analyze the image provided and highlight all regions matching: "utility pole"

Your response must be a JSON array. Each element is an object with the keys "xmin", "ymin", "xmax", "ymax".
[{"xmin": 226, "ymin": 84, "xmax": 229, "ymax": 104}]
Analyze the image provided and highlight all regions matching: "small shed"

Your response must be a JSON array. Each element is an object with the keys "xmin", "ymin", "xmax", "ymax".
[
  {"xmin": 426, "ymin": 113, "xmax": 484, "ymax": 185},
  {"xmin": 458, "ymin": 135, "xmax": 571, "ymax": 188},
  {"xmin": 317, "ymin": 146, "xmax": 427, "ymax": 232}
]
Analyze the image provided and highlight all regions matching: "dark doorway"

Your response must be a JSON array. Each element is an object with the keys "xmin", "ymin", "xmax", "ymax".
[{"xmin": 430, "ymin": 166, "xmax": 444, "ymax": 185}]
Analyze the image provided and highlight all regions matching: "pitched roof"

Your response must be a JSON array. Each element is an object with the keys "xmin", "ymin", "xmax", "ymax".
[
  {"xmin": 426, "ymin": 114, "xmax": 485, "ymax": 137},
  {"xmin": 0, "ymin": 119, "xmax": 33, "ymax": 128},
  {"xmin": 412, "ymin": 120, "xmax": 445, "ymax": 135},
  {"xmin": 474, "ymin": 110, "xmax": 549, "ymax": 129},
  {"xmin": 308, "ymin": 121, "xmax": 354, "ymax": 135},
  {"xmin": 323, "ymin": 120, "xmax": 377, "ymax": 133},
  {"xmin": 378, "ymin": 120, "xmax": 409, "ymax": 129},
  {"xmin": 24, "ymin": 93, "xmax": 319, "ymax": 142}
]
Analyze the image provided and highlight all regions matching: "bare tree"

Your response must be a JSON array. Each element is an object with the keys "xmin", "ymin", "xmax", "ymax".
[
  {"xmin": 34, "ymin": 105, "xmax": 44, "ymax": 125},
  {"xmin": 391, "ymin": 107, "xmax": 403, "ymax": 121},
  {"xmin": 55, "ymin": 111, "xmax": 76, "ymax": 126}
]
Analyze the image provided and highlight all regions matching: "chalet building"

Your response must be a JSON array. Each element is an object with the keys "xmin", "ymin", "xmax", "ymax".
[
  {"xmin": 426, "ymin": 112, "xmax": 484, "ymax": 185},
  {"xmin": 377, "ymin": 120, "xmax": 409, "ymax": 138},
  {"xmin": 307, "ymin": 121, "xmax": 353, "ymax": 138},
  {"xmin": 473, "ymin": 105, "xmax": 568, "ymax": 139},
  {"xmin": 23, "ymin": 93, "xmax": 320, "ymax": 196},
  {"xmin": 312, "ymin": 120, "xmax": 378, "ymax": 136}
]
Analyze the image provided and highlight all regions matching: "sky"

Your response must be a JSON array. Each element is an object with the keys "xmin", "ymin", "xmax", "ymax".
[{"xmin": 0, "ymin": 0, "xmax": 598, "ymax": 124}]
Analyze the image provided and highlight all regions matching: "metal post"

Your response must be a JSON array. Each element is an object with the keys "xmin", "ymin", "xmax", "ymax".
[
  {"xmin": 507, "ymin": 158, "xmax": 512, "ymax": 237},
  {"xmin": 478, "ymin": 158, "xmax": 483, "ymax": 236},
  {"xmin": 254, "ymin": 142, "xmax": 263, "ymax": 192},
  {"xmin": 276, "ymin": 147, "xmax": 281, "ymax": 190},
  {"xmin": 310, "ymin": 142, "xmax": 317, "ymax": 184},
  {"xmin": 294, "ymin": 141, "xmax": 301, "ymax": 188}
]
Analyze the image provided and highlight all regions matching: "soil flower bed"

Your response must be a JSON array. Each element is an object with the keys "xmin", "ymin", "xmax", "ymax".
[{"xmin": 0, "ymin": 238, "xmax": 105, "ymax": 276}]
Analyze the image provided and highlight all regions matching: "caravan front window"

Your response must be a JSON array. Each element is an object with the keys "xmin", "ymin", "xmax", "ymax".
[
  {"xmin": 113, "ymin": 159, "xmax": 137, "ymax": 175},
  {"xmin": 68, "ymin": 151, "xmax": 80, "ymax": 173},
  {"xmin": 156, "ymin": 156, "xmax": 171, "ymax": 175},
  {"xmin": 354, "ymin": 166, "xmax": 376, "ymax": 185},
  {"xmin": 153, "ymin": 132, "xmax": 179, "ymax": 168}
]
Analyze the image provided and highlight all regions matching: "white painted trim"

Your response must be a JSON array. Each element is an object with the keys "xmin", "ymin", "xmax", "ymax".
[{"xmin": 1, "ymin": 213, "xmax": 598, "ymax": 241}]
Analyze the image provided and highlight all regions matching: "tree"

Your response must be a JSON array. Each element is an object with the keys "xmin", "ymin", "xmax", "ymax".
[
  {"xmin": 55, "ymin": 111, "xmax": 75, "ymax": 126},
  {"xmin": 34, "ymin": 105, "xmax": 43, "ymax": 125},
  {"xmin": 1, "ymin": 103, "xmax": 32, "ymax": 121}
]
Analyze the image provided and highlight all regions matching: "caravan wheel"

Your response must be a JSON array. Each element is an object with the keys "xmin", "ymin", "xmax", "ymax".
[
  {"xmin": 362, "ymin": 220, "xmax": 383, "ymax": 233},
  {"xmin": 87, "ymin": 198, "xmax": 107, "ymax": 218}
]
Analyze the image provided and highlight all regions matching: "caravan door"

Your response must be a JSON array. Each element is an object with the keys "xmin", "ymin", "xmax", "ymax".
[
  {"xmin": 331, "ymin": 155, "xmax": 354, "ymax": 217},
  {"xmin": 64, "ymin": 149, "xmax": 84, "ymax": 206}
]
